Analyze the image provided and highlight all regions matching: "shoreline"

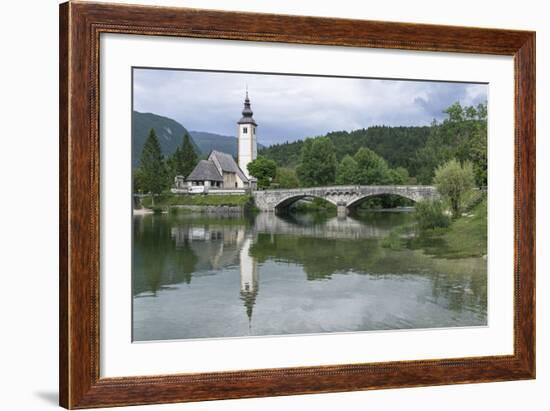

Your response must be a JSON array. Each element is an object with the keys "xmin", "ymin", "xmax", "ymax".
[{"xmin": 133, "ymin": 204, "xmax": 245, "ymax": 215}]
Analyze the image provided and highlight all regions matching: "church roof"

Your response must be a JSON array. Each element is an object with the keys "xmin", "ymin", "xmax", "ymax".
[
  {"xmin": 237, "ymin": 91, "xmax": 257, "ymax": 126},
  {"xmin": 186, "ymin": 160, "xmax": 223, "ymax": 182},
  {"xmin": 209, "ymin": 150, "xmax": 249, "ymax": 183}
]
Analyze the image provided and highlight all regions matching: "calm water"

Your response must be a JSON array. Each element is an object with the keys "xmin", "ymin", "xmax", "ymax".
[{"xmin": 132, "ymin": 210, "xmax": 487, "ymax": 341}]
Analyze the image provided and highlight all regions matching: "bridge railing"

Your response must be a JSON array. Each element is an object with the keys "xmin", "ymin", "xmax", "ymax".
[{"xmin": 254, "ymin": 185, "xmax": 436, "ymax": 193}]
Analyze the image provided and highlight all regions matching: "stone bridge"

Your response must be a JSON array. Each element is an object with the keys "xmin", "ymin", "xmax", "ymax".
[{"xmin": 252, "ymin": 185, "xmax": 439, "ymax": 212}]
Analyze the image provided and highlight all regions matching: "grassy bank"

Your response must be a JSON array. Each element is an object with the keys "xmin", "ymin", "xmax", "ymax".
[
  {"xmin": 140, "ymin": 193, "xmax": 252, "ymax": 208},
  {"xmin": 408, "ymin": 196, "xmax": 487, "ymax": 259}
]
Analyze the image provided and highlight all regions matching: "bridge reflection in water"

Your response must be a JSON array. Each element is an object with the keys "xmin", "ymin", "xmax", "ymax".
[{"xmin": 132, "ymin": 211, "xmax": 487, "ymax": 341}]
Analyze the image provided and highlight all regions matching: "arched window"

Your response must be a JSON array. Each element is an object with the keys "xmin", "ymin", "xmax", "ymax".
[{"xmin": 243, "ymin": 127, "xmax": 248, "ymax": 134}]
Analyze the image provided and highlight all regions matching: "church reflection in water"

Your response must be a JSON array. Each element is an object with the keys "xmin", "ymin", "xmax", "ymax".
[
  {"xmin": 239, "ymin": 237, "xmax": 259, "ymax": 328},
  {"xmin": 168, "ymin": 222, "xmax": 260, "ymax": 326}
]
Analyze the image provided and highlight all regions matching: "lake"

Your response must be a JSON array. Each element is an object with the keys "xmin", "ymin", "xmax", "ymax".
[{"xmin": 132, "ymin": 210, "xmax": 487, "ymax": 341}]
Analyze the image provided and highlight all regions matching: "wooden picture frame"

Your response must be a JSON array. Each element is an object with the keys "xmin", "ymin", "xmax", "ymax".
[{"xmin": 59, "ymin": 1, "xmax": 535, "ymax": 408}]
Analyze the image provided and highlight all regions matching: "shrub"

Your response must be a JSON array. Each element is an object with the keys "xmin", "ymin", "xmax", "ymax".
[
  {"xmin": 415, "ymin": 200, "xmax": 451, "ymax": 230},
  {"xmin": 433, "ymin": 159, "xmax": 475, "ymax": 218}
]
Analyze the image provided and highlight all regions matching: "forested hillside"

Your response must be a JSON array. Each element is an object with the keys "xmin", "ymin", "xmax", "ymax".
[
  {"xmin": 258, "ymin": 102, "xmax": 487, "ymax": 186},
  {"xmin": 132, "ymin": 111, "xmax": 199, "ymax": 169},
  {"xmin": 259, "ymin": 126, "xmax": 430, "ymax": 176}
]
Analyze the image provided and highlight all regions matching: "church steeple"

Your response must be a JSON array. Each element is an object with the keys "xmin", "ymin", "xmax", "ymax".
[
  {"xmin": 238, "ymin": 90, "xmax": 257, "ymax": 126},
  {"xmin": 237, "ymin": 89, "xmax": 258, "ymax": 181}
]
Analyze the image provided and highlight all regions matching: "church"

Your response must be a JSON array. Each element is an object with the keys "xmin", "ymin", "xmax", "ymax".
[{"xmin": 175, "ymin": 91, "xmax": 258, "ymax": 191}]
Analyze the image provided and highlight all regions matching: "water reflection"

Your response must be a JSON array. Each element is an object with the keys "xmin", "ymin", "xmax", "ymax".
[
  {"xmin": 239, "ymin": 237, "xmax": 259, "ymax": 327},
  {"xmin": 132, "ymin": 211, "xmax": 487, "ymax": 341}
]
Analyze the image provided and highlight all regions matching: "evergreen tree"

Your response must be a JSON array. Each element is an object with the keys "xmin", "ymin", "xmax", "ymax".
[
  {"xmin": 138, "ymin": 128, "xmax": 167, "ymax": 200},
  {"xmin": 166, "ymin": 147, "xmax": 182, "ymax": 183},
  {"xmin": 180, "ymin": 132, "xmax": 198, "ymax": 178}
]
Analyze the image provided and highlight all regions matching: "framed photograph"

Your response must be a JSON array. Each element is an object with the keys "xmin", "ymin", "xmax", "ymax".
[{"xmin": 59, "ymin": 1, "xmax": 535, "ymax": 408}]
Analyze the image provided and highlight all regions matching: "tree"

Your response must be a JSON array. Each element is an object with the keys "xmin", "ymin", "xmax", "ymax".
[
  {"xmin": 433, "ymin": 159, "xmax": 475, "ymax": 218},
  {"xmin": 353, "ymin": 147, "xmax": 390, "ymax": 185},
  {"xmin": 416, "ymin": 102, "xmax": 487, "ymax": 184},
  {"xmin": 336, "ymin": 155, "xmax": 358, "ymax": 185},
  {"xmin": 138, "ymin": 128, "xmax": 167, "ymax": 202},
  {"xmin": 296, "ymin": 137, "xmax": 337, "ymax": 186},
  {"xmin": 180, "ymin": 132, "xmax": 198, "ymax": 177},
  {"xmin": 273, "ymin": 167, "xmax": 300, "ymax": 188},
  {"xmin": 388, "ymin": 167, "xmax": 409, "ymax": 185},
  {"xmin": 166, "ymin": 146, "xmax": 182, "ymax": 183},
  {"xmin": 247, "ymin": 156, "xmax": 277, "ymax": 189}
]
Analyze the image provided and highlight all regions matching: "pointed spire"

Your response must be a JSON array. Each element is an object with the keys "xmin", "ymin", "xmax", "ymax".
[{"xmin": 238, "ymin": 87, "xmax": 257, "ymax": 125}]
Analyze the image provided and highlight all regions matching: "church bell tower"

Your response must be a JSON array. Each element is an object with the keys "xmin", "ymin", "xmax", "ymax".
[{"xmin": 237, "ymin": 90, "xmax": 257, "ymax": 181}]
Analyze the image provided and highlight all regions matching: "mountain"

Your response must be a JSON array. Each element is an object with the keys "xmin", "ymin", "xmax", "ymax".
[
  {"xmin": 189, "ymin": 131, "xmax": 239, "ymax": 157},
  {"xmin": 132, "ymin": 111, "xmax": 200, "ymax": 168},
  {"xmin": 190, "ymin": 131, "xmax": 267, "ymax": 157},
  {"xmin": 132, "ymin": 111, "xmax": 268, "ymax": 169}
]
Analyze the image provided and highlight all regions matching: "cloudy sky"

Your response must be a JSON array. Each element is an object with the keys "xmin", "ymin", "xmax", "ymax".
[{"xmin": 133, "ymin": 68, "xmax": 487, "ymax": 147}]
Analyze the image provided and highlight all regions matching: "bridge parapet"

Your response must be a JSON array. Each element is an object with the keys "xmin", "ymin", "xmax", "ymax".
[{"xmin": 252, "ymin": 185, "xmax": 439, "ymax": 212}]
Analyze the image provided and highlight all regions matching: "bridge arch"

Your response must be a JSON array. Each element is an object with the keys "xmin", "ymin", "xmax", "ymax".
[
  {"xmin": 346, "ymin": 192, "xmax": 418, "ymax": 210},
  {"xmin": 274, "ymin": 194, "xmax": 338, "ymax": 211}
]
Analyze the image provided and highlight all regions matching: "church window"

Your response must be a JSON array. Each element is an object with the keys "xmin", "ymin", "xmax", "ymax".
[{"xmin": 243, "ymin": 127, "xmax": 248, "ymax": 134}]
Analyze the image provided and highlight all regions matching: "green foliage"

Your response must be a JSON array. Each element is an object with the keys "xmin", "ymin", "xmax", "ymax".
[
  {"xmin": 337, "ymin": 151, "xmax": 409, "ymax": 188},
  {"xmin": 290, "ymin": 198, "xmax": 336, "ymax": 213},
  {"xmin": 273, "ymin": 167, "xmax": 300, "ymax": 188},
  {"xmin": 296, "ymin": 137, "xmax": 337, "ymax": 186},
  {"xmin": 353, "ymin": 147, "xmax": 391, "ymax": 185},
  {"xmin": 416, "ymin": 102, "xmax": 487, "ymax": 185},
  {"xmin": 409, "ymin": 196, "xmax": 487, "ymax": 258},
  {"xmin": 336, "ymin": 155, "xmax": 358, "ymax": 185},
  {"xmin": 438, "ymin": 195, "xmax": 486, "ymax": 257},
  {"xmin": 259, "ymin": 126, "xmax": 431, "ymax": 176},
  {"xmin": 259, "ymin": 102, "xmax": 487, "ymax": 188},
  {"xmin": 132, "ymin": 111, "xmax": 200, "ymax": 168},
  {"xmin": 415, "ymin": 200, "xmax": 451, "ymax": 229},
  {"xmin": 180, "ymin": 132, "xmax": 198, "ymax": 176},
  {"xmin": 247, "ymin": 156, "xmax": 277, "ymax": 189},
  {"xmin": 357, "ymin": 194, "xmax": 414, "ymax": 209},
  {"xmin": 433, "ymin": 159, "xmax": 475, "ymax": 218},
  {"xmin": 166, "ymin": 132, "xmax": 199, "ymax": 184},
  {"xmin": 388, "ymin": 167, "xmax": 409, "ymax": 184},
  {"xmin": 133, "ymin": 168, "xmax": 145, "ymax": 193},
  {"xmin": 137, "ymin": 128, "xmax": 168, "ymax": 196}
]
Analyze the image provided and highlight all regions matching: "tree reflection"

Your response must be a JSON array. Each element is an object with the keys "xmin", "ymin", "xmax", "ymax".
[{"xmin": 133, "ymin": 211, "xmax": 487, "ymax": 329}]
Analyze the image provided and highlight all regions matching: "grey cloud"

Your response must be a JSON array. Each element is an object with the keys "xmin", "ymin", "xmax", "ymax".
[{"xmin": 133, "ymin": 68, "xmax": 488, "ymax": 146}]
